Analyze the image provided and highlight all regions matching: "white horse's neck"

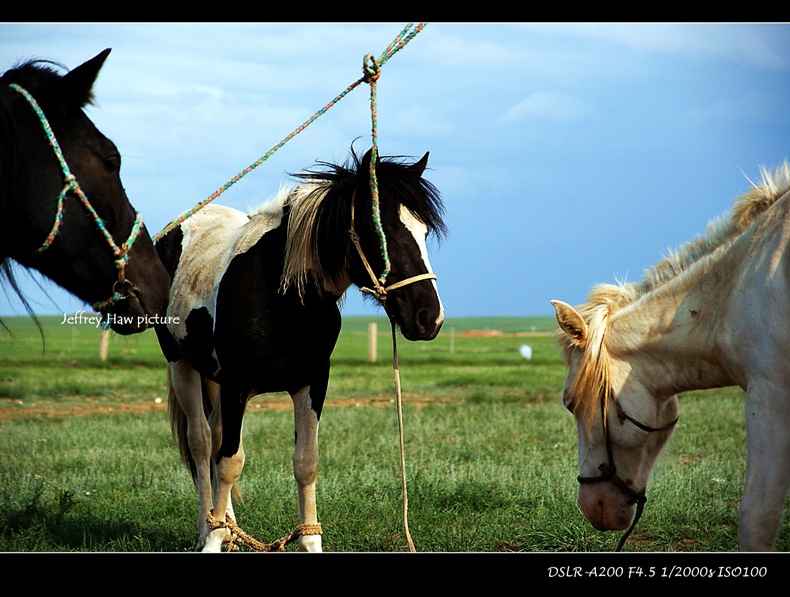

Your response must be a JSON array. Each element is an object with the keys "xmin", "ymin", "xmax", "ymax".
[{"xmin": 607, "ymin": 242, "xmax": 744, "ymax": 396}]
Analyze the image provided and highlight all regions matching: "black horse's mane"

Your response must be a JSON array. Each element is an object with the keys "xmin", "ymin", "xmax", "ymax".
[{"xmin": 1, "ymin": 57, "xmax": 69, "ymax": 90}]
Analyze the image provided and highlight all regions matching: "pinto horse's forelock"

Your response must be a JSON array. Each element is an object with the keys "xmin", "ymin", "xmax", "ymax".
[{"xmin": 281, "ymin": 151, "xmax": 446, "ymax": 301}]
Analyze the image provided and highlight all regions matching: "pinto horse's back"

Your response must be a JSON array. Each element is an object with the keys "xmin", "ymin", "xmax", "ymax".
[{"xmin": 156, "ymin": 205, "xmax": 249, "ymax": 308}]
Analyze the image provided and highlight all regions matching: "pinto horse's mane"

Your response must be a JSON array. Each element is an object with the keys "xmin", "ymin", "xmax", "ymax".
[
  {"xmin": 558, "ymin": 161, "xmax": 790, "ymax": 427},
  {"xmin": 257, "ymin": 149, "xmax": 446, "ymax": 299}
]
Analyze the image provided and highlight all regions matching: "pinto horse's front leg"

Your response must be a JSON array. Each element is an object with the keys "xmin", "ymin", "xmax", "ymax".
[{"xmin": 291, "ymin": 385, "xmax": 322, "ymax": 552}]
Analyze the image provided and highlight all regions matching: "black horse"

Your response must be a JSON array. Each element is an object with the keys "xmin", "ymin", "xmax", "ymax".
[
  {"xmin": 154, "ymin": 149, "xmax": 446, "ymax": 551},
  {"xmin": 0, "ymin": 49, "xmax": 169, "ymax": 334}
]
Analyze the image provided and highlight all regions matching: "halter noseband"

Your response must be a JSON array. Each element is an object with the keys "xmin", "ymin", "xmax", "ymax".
[
  {"xmin": 574, "ymin": 389, "xmax": 678, "ymax": 551},
  {"xmin": 10, "ymin": 84, "xmax": 143, "ymax": 321},
  {"xmin": 347, "ymin": 192, "xmax": 437, "ymax": 303}
]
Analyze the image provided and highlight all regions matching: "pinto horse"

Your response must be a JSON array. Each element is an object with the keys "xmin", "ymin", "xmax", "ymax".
[
  {"xmin": 154, "ymin": 148, "xmax": 446, "ymax": 551},
  {"xmin": 0, "ymin": 49, "xmax": 169, "ymax": 334},
  {"xmin": 553, "ymin": 162, "xmax": 790, "ymax": 551}
]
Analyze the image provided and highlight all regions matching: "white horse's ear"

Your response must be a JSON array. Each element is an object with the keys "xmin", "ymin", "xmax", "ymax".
[{"xmin": 551, "ymin": 300, "xmax": 587, "ymax": 349}]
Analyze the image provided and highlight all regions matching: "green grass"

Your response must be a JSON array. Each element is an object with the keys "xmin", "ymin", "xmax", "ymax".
[{"xmin": 0, "ymin": 315, "xmax": 787, "ymax": 553}]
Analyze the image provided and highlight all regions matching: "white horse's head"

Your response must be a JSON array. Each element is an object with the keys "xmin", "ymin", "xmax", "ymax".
[{"xmin": 552, "ymin": 298, "xmax": 679, "ymax": 535}]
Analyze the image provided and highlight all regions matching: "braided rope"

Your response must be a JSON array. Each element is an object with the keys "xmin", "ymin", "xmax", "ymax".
[
  {"xmin": 360, "ymin": 22, "xmax": 426, "ymax": 285},
  {"xmin": 207, "ymin": 511, "xmax": 321, "ymax": 552},
  {"xmin": 152, "ymin": 22, "xmax": 426, "ymax": 245}
]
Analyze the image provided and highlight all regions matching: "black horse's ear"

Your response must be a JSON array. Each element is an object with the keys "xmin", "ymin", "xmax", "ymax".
[
  {"xmin": 410, "ymin": 152, "xmax": 429, "ymax": 176},
  {"xmin": 59, "ymin": 48, "xmax": 111, "ymax": 111}
]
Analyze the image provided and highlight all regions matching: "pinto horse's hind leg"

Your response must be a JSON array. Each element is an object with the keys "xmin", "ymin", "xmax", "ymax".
[
  {"xmin": 291, "ymin": 385, "xmax": 322, "ymax": 552},
  {"xmin": 168, "ymin": 360, "xmax": 226, "ymax": 551}
]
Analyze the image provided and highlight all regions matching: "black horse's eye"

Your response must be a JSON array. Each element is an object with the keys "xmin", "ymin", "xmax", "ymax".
[{"xmin": 105, "ymin": 154, "xmax": 121, "ymax": 172}]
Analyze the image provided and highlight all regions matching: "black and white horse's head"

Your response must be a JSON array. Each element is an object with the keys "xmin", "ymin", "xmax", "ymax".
[
  {"xmin": 283, "ymin": 148, "xmax": 446, "ymax": 341},
  {"xmin": 0, "ymin": 49, "xmax": 169, "ymax": 333}
]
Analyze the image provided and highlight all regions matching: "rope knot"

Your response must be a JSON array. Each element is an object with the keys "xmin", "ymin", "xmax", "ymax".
[
  {"xmin": 361, "ymin": 284, "xmax": 387, "ymax": 302},
  {"xmin": 362, "ymin": 53, "xmax": 381, "ymax": 83}
]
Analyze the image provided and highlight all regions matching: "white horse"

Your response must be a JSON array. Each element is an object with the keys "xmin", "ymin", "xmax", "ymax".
[{"xmin": 553, "ymin": 162, "xmax": 790, "ymax": 551}]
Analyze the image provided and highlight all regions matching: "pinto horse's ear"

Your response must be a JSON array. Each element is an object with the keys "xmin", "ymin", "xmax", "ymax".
[
  {"xmin": 552, "ymin": 300, "xmax": 587, "ymax": 349},
  {"xmin": 360, "ymin": 148, "xmax": 380, "ymax": 170},
  {"xmin": 410, "ymin": 152, "xmax": 429, "ymax": 176},
  {"xmin": 59, "ymin": 48, "xmax": 111, "ymax": 111}
]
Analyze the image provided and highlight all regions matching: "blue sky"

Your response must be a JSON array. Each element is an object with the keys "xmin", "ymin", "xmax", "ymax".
[{"xmin": 2, "ymin": 22, "xmax": 789, "ymax": 320}]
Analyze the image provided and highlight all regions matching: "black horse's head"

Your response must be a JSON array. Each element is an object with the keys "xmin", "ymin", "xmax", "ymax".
[{"xmin": 0, "ymin": 49, "xmax": 169, "ymax": 334}]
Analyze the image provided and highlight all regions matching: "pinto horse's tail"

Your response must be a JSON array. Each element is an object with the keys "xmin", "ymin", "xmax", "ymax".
[{"xmin": 166, "ymin": 368, "xmax": 243, "ymax": 501}]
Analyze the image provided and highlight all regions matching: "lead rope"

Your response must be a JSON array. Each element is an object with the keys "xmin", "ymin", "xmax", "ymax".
[
  {"xmin": 390, "ymin": 318, "xmax": 415, "ymax": 551},
  {"xmin": 348, "ymin": 193, "xmax": 436, "ymax": 553},
  {"xmin": 354, "ymin": 26, "xmax": 432, "ymax": 553},
  {"xmin": 152, "ymin": 23, "xmax": 426, "ymax": 244}
]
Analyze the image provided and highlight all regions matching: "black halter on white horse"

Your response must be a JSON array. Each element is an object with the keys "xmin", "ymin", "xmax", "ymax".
[
  {"xmin": 154, "ymin": 147, "xmax": 445, "ymax": 551},
  {"xmin": 570, "ymin": 388, "xmax": 679, "ymax": 551}
]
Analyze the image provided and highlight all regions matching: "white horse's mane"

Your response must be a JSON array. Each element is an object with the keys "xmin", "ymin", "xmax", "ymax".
[{"xmin": 579, "ymin": 162, "xmax": 790, "ymax": 314}]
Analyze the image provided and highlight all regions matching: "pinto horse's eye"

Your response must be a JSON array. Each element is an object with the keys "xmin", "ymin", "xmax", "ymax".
[{"xmin": 563, "ymin": 394, "xmax": 576, "ymax": 413}]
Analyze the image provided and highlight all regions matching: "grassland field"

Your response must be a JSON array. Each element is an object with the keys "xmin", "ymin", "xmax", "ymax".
[{"xmin": 0, "ymin": 313, "xmax": 787, "ymax": 560}]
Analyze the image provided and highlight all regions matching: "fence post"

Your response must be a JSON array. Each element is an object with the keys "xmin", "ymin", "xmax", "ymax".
[
  {"xmin": 368, "ymin": 322, "xmax": 377, "ymax": 362},
  {"xmin": 99, "ymin": 329, "xmax": 110, "ymax": 361}
]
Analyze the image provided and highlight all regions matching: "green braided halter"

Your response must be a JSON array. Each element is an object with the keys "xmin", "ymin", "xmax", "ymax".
[{"xmin": 10, "ymin": 82, "xmax": 144, "ymax": 315}]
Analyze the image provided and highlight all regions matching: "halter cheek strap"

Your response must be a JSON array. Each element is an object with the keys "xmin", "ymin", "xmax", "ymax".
[
  {"xmin": 347, "ymin": 193, "xmax": 436, "ymax": 303},
  {"xmin": 575, "ymin": 389, "xmax": 678, "ymax": 551},
  {"xmin": 10, "ymin": 83, "xmax": 143, "ymax": 320}
]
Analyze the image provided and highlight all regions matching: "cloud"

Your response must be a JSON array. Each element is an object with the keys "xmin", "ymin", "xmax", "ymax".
[
  {"xmin": 500, "ymin": 90, "xmax": 595, "ymax": 125},
  {"xmin": 547, "ymin": 23, "xmax": 790, "ymax": 71}
]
